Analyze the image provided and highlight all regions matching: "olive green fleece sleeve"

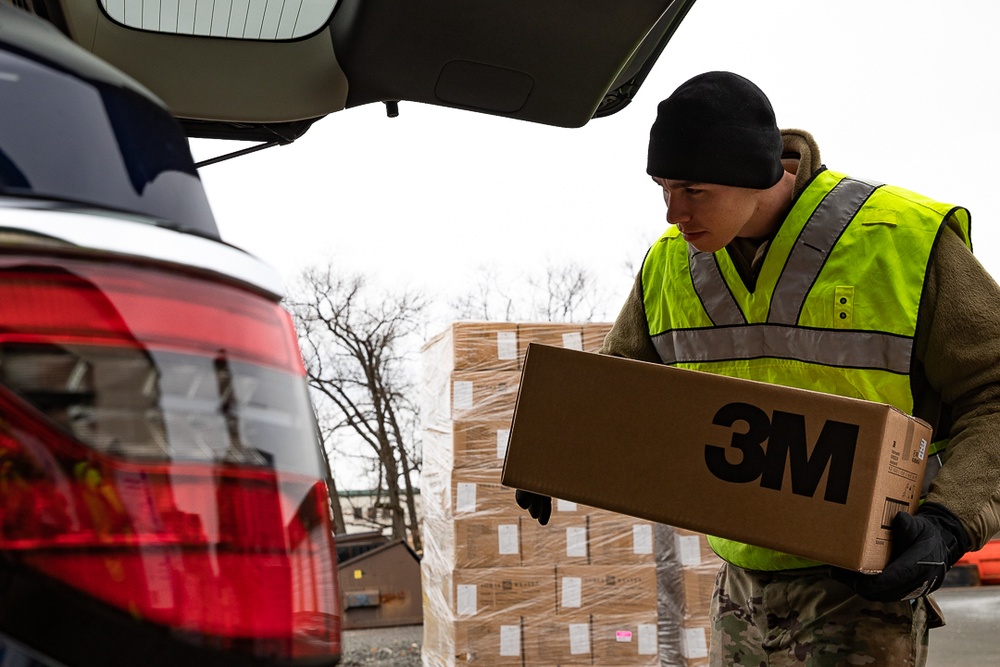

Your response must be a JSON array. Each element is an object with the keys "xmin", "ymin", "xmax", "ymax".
[
  {"xmin": 918, "ymin": 229, "xmax": 1000, "ymax": 549},
  {"xmin": 598, "ymin": 270, "xmax": 661, "ymax": 363}
]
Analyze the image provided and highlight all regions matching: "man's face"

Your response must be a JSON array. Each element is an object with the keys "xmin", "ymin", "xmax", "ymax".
[{"xmin": 652, "ymin": 177, "xmax": 762, "ymax": 253}]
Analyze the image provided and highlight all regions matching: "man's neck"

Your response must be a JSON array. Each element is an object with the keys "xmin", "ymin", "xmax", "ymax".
[{"xmin": 740, "ymin": 170, "xmax": 797, "ymax": 241}]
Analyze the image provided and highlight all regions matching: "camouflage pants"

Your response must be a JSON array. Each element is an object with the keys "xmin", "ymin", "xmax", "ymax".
[{"xmin": 709, "ymin": 563, "xmax": 937, "ymax": 666}]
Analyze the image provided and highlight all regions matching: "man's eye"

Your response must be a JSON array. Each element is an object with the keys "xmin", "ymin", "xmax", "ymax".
[{"xmin": 686, "ymin": 188, "xmax": 703, "ymax": 196}]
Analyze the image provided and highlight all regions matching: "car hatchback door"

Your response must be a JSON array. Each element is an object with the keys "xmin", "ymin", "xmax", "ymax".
[{"xmin": 44, "ymin": 0, "xmax": 698, "ymax": 139}]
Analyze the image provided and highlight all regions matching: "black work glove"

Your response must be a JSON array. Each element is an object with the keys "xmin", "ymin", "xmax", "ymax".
[
  {"xmin": 515, "ymin": 490, "xmax": 552, "ymax": 526},
  {"xmin": 835, "ymin": 503, "xmax": 970, "ymax": 602}
]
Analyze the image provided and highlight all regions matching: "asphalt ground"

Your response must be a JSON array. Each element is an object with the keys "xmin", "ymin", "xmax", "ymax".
[
  {"xmin": 341, "ymin": 585, "xmax": 1000, "ymax": 666},
  {"xmin": 928, "ymin": 585, "xmax": 1000, "ymax": 666}
]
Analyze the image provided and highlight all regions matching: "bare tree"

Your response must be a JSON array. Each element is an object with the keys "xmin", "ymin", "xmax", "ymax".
[
  {"xmin": 449, "ymin": 265, "xmax": 519, "ymax": 321},
  {"xmin": 287, "ymin": 267, "xmax": 424, "ymax": 551},
  {"xmin": 451, "ymin": 261, "xmax": 604, "ymax": 322},
  {"xmin": 528, "ymin": 262, "xmax": 599, "ymax": 323}
]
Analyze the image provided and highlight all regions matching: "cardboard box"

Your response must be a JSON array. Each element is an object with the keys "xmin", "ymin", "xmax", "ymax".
[
  {"xmin": 582, "ymin": 322, "xmax": 613, "ymax": 353},
  {"xmin": 555, "ymin": 564, "xmax": 657, "ymax": 616},
  {"xmin": 682, "ymin": 566, "xmax": 720, "ymax": 621},
  {"xmin": 589, "ymin": 513, "xmax": 656, "ymax": 566},
  {"xmin": 451, "ymin": 615, "xmax": 526, "ymax": 665},
  {"xmin": 452, "ymin": 566, "xmax": 556, "ymax": 617},
  {"xmin": 521, "ymin": 513, "xmax": 592, "ymax": 566},
  {"xmin": 450, "ymin": 370, "xmax": 521, "ymax": 422},
  {"xmin": 451, "ymin": 469, "xmax": 522, "ymax": 518},
  {"xmin": 523, "ymin": 612, "xmax": 592, "ymax": 664},
  {"xmin": 452, "ymin": 420, "xmax": 512, "ymax": 470},
  {"xmin": 502, "ymin": 344, "xmax": 930, "ymax": 573},
  {"xmin": 423, "ymin": 421, "xmax": 511, "ymax": 473},
  {"xmin": 591, "ymin": 613, "xmax": 659, "ymax": 665},
  {"xmin": 422, "ymin": 322, "xmax": 521, "ymax": 372},
  {"xmin": 452, "ymin": 516, "xmax": 523, "ymax": 569},
  {"xmin": 515, "ymin": 323, "xmax": 584, "ymax": 366},
  {"xmin": 673, "ymin": 528, "xmax": 724, "ymax": 569},
  {"xmin": 679, "ymin": 619, "xmax": 711, "ymax": 666}
]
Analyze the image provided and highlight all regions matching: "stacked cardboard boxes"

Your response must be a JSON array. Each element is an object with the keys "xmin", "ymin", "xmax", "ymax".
[{"xmin": 421, "ymin": 322, "xmax": 663, "ymax": 665}]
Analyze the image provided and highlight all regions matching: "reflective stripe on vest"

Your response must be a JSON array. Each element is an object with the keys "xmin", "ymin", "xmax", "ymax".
[
  {"xmin": 641, "ymin": 169, "xmax": 971, "ymax": 571},
  {"xmin": 653, "ymin": 325, "xmax": 911, "ymax": 373}
]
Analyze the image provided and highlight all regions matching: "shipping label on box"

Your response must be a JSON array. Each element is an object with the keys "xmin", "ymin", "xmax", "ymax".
[
  {"xmin": 501, "ymin": 344, "xmax": 930, "ymax": 573},
  {"xmin": 555, "ymin": 564, "xmax": 657, "ymax": 616}
]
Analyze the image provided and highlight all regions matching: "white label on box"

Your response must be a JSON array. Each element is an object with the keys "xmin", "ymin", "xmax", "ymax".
[
  {"xmin": 496, "ymin": 428, "xmax": 510, "ymax": 459},
  {"xmin": 615, "ymin": 630, "xmax": 633, "ymax": 643},
  {"xmin": 633, "ymin": 524, "xmax": 653, "ymax": 554},
  {"xmin": 556, "ymin": 499, "xmax": 578, "ymax": 512},
  {"xmin": 498, "ymin": 524, "xmax": 519, "ymax": 555},
  {"xmin": 456, "ymin": 584, "xmax": 477, "ymax": 616},
  {"xmin": 681, "ymin": 627, "xmax": 708, "ymax": 659},
  {"xmin": 500, "ymin": 624, "xmax": 520, "ymax": 656},
  {"xmin": 638, "ymin": 624, "xmax": 657, "ymax": 655},
  {"xmin": 452, "ymin": 381, "xmax": 473, "ymax": 409},
  {"xmin": 456, "ymin": 482, "xmax": 477, "ymax": 513},
  {"xmin": 561, "ymin": 576, "xmax": 582, "ymax": 608},
  {"xmin": 569, "ymin": 623, "xmax": 590, "ymax": 654},
  {"xmin": 918, "ymin": 438, "xmax": 927, "ymax": 461},
  {"xmin": 562, "ymin": 332, "xmax": 583, "ymax": 350},
  {"xmin": 677, "ymin": 534, "xmax": 702, "ymax": 566},
  {"xmin": 566, "ymin": 526, "xmax": 587, "ymax": 557},
  {"xmin": 497, "ymin": 331, "xmax": 518, "ymax": 360}
]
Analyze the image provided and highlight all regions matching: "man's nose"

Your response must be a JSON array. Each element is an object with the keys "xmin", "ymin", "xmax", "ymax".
[{"xmin": 666, "ymin": 200, "xmax": 689, "ymax": 225}]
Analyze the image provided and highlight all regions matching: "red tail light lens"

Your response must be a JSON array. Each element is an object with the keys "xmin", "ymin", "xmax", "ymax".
[{"xmin": 0, "ymin": 255, "xmax": 340, "ymax": 662}]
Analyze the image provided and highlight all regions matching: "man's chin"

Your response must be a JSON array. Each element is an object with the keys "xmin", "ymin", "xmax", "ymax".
[{"xmin": 685, "ymin": 234, "xmax": 721, "ymax": 253}]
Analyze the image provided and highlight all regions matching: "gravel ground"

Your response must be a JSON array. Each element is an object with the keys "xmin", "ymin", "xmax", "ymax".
[{"xmin": 340, "ymin": 624, "xmax": 423, "ymax": 666}]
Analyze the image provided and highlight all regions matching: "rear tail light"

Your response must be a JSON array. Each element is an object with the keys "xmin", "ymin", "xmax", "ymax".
[{"xmin": 0, "ymin": 254, "xmax": 341, "ymax": 663}]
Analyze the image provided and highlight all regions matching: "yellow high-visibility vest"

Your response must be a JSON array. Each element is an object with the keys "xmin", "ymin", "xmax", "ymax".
[{"xmin": 641, "ymin": 169, "xmax": 971, "ymax": 570}]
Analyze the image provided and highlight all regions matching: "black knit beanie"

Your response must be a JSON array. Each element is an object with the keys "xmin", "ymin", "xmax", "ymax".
[{"xmin": 647, "ymin": 71, "xmax": 784, "ymax": 189}]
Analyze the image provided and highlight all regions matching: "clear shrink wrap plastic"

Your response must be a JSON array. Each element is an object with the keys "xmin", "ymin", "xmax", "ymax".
[
  {"xmin": 420, "ymin": 322, "xmax": 702, "ymax": 666},
  {"xmin": 655, "ymin": 525, "xmax": 725, "ymax": 666}
]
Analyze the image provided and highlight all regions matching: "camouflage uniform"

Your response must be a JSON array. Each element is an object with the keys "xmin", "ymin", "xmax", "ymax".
[{"xmin": 709, "ymin": 563, "xmax": 940, "ymax": 666}]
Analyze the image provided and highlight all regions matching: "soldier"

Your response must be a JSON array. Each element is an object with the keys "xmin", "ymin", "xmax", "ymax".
[{"xmin": 518, "ymin": 71, "xmax": 1000, "ymax": 664}]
